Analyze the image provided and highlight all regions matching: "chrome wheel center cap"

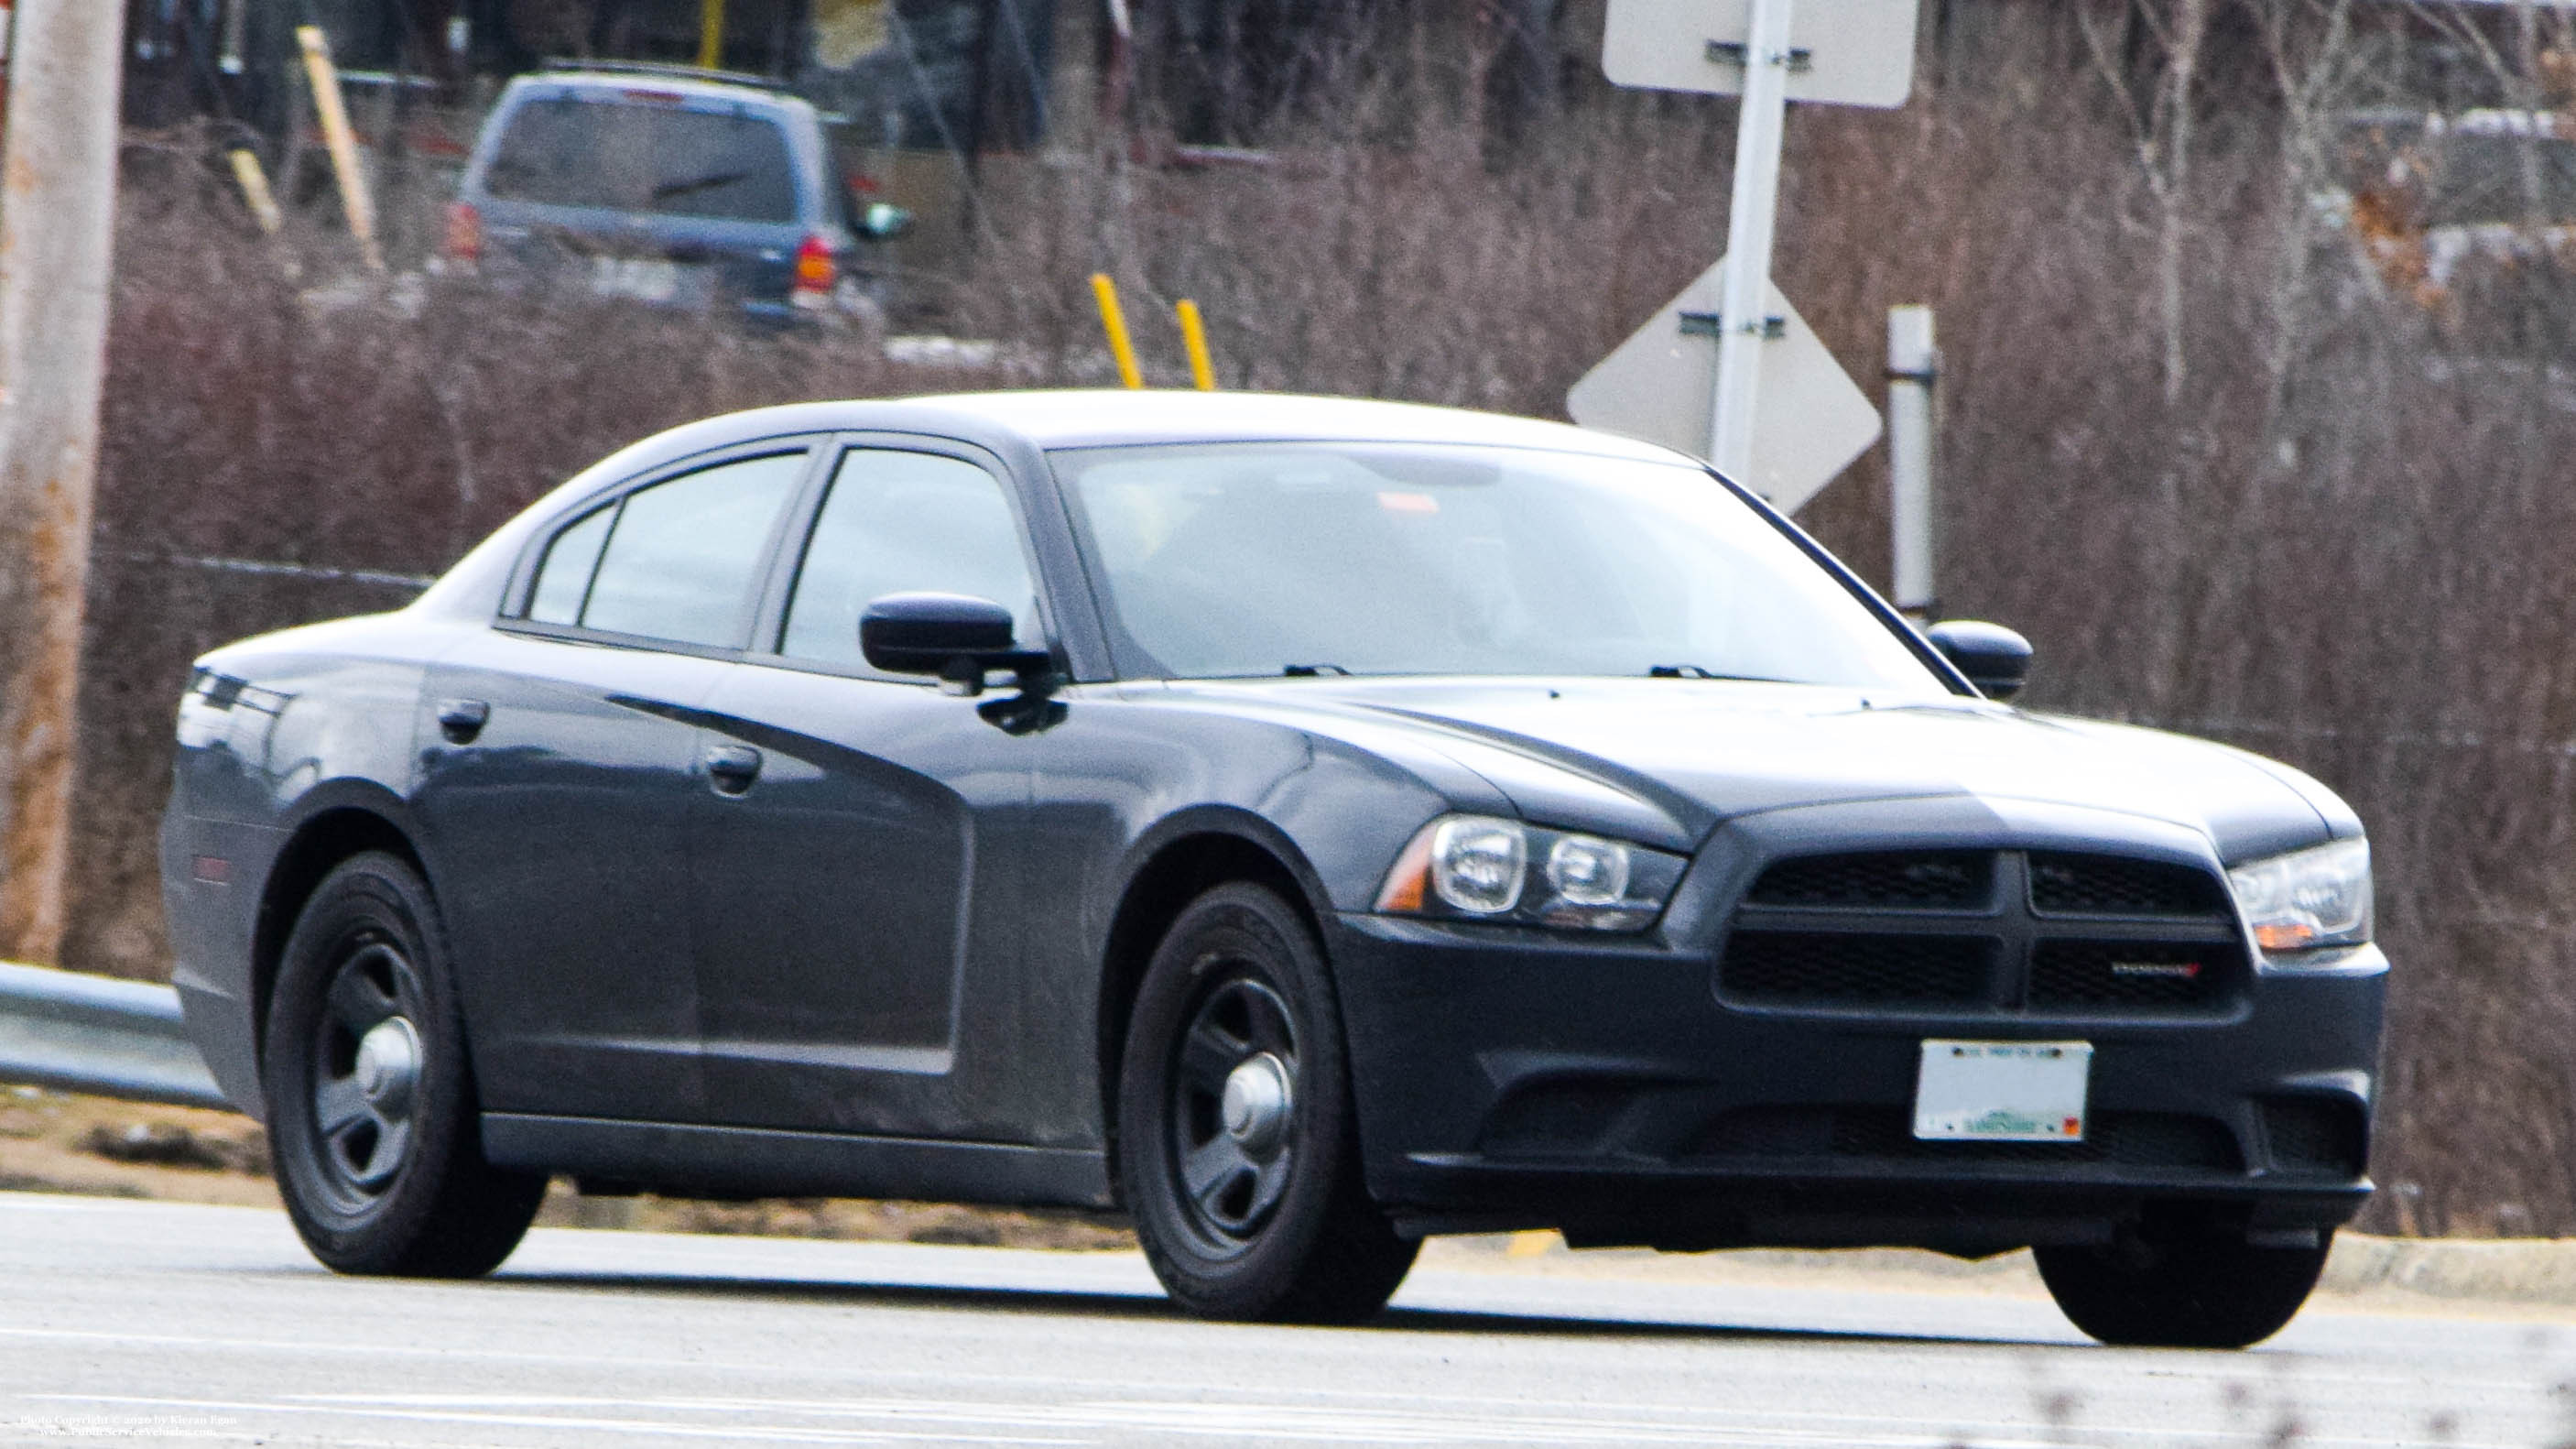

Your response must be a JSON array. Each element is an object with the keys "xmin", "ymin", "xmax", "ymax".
[
  {"xmin": 1220, "ymin": 1052, "xmax": 1293, "ymax": 1157},
  {"xmin": 354, "ymin": 1017, "xmax": 422, "ymax": 1112}
]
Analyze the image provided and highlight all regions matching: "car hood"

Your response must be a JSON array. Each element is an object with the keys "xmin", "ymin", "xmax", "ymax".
[{"xmin": 1157, "ymin": 678, "xmax": 2347, "ymax": 862}]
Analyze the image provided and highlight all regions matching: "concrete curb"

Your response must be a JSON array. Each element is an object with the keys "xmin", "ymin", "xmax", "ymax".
[{"xmin": 2320, "ymin": 1234, "xmax": 2576, "ymax": 1308}]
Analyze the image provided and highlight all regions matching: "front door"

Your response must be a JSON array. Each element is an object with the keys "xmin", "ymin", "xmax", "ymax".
[{"xmin": 688, "ymin": 443, "xmax": 1047, "ymax": 1138}]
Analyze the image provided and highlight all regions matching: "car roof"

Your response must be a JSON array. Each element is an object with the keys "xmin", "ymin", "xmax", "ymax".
[
  {"xmin": 620, "ymin": 390, "xmax": 1699, "ymax": 464},
  {"xmin": 411, "ymin": 390, "xmax": 1714, "ymax": 624},
  {"xmin": 505, "ymin": 67, "xmax": 810, "ymax": 114},
  {"xmin": 912, "ymin": 390, "xmax": 1693, "ymax": 455}
]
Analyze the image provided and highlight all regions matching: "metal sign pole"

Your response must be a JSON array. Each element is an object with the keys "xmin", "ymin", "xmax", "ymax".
[
  {"xmin": 1887, "ymin": 305, "xmax": 1938, "ymax": 616},
  {"xmin": 1709, "ymin": 0, "xmax": 1795, "ymax": 479}
]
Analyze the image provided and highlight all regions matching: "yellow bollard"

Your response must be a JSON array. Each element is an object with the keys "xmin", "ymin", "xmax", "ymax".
[
  {"xmin": 296, "ymin": 25, "xmax": 385, "ymax": 270},
  {"xmin": 226, "ymin": 148, "xmax": 284, "ymax": 235},
  {"xmin": 1090, "ymin": 273, "xmax": 1144, "ymax": 389},
  {"xmin": 697, "ymin": 0, "xmax": 725, "ymax": 70},
  {"xmin": 1175, "ymin": 299, "xmax": 1216, "ymax": 391}
]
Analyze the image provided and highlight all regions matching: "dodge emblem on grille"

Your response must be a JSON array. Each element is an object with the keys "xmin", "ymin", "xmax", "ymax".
[{"xmin": 2109, "ymin": 960, "xmax": 2202, "ymax": 978}]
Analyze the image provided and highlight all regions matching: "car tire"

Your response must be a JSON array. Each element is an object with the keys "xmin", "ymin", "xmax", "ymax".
[
  {"xmin": 2035, "ymin": 1221, "xmax": 2332, "ymax": 1348},
  {"xmin": 1116, "ymin": 882, "xmax": 1419, "ymax": 1323},
  {"xmin": 262, "ymin": 852, "xmax": 546, "ymax": 1278}
]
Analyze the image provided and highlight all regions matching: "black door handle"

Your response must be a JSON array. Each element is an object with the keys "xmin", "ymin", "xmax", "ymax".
[
  {"xmin": 703, "ymin": 744, "xmax": 763, "ymax": 795},
  {"xmin": 436, "ymin": 698, "xmax": 490, "ymax": 744}
]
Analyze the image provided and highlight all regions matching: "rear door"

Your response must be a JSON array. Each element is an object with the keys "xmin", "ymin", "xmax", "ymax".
[
  {"xmin": 687, "ymin": 440, "xmax": 1051, "ymax": 1139},
  {"xmin": 416, "ymin": 444, "xmax": 817, "ymax": 1123}
]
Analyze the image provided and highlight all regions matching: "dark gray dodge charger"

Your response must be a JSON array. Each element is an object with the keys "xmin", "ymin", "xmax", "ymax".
[{"xmin": 160, "ymin": 391, "xmax": 2384, "ymax": 1346}]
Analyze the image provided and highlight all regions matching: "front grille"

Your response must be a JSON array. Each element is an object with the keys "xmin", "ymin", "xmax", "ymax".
[
  {"xmin": 1683, "ymin": 1105, "xmax": 2242, "ymax": 1172},
  {"xmin": 1745, "ymin": 852, "xmax": 1992, "ymax": 910},
  {"xmin": 2029, "ymin": 852, "xmax": 2232, "ymax": 916},
  {"xmin": 1718, "ymin": 931, "xmax": 1991, "ymax": 1007},
  {"xmin": 1723, "ymin": 848, "xmax": 2244, "ymax": 1017},
  {"xmin": 2028, "ymin": 940, "xmax": 2239, "ymax": 1009},
  {"xmin": 2261, "ymin": 1096, "xmax": 2365, "ymax": 1177}
]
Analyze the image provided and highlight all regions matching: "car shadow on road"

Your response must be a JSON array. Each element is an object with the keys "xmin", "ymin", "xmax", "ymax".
[{"xmin": 468, "ymin": 1269, "xmax": 2039, "ymax": 1349}]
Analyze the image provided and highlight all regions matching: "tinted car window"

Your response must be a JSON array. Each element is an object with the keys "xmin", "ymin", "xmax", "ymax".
[
  {"xmin": 1057, "ymin": 441, "xmax": 1944, "ymax": 689},
  {"xmin": 780, "ymin": 449, "xmax": 1038, "ymax": 668},
  {"xmin": 524, "ymin": 504, "xmax": 614, "ymax": 625},
  {"xmin": 573, "ymin": 452, "xmax": 808, "ymax": 647},
  {"xmin": 484, "ymin": 97, "xmax": 799, "ymax": 223}
]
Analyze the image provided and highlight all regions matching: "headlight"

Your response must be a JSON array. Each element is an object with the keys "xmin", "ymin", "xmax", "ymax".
[
  {"xmin": 1375, "ymin": 814, "xmax": 1685, "ymax": 932},
  {"xmin": 2227, "ymin": 838, "xmax": 2372, "ymax": 954}
]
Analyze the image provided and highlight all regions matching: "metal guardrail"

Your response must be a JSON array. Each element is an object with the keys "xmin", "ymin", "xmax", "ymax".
[
  {"xmin": 0, "ymin": 961, "xmax": 231, "ymax": 1110},
  {"xmin": 116, "ymin": 550, "xmax": 435, "ymax": 592}
]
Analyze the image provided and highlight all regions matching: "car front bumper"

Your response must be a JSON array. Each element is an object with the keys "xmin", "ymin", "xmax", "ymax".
[{"xmin": 1328, "ymin": 910, "xmax": 2384, "ymax": 1254}]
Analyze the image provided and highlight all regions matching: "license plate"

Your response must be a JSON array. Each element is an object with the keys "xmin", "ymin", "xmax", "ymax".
[
  {"xmin": 590, "ymin": 256, "xmax": 694, "ymax": 303},
  {"xmin": 1913, "ymin": 1039, "xmax": 2092, "ymax": 1141}
]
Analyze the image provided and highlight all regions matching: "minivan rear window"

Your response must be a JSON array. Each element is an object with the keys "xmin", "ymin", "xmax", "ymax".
[{"xmin": 484, "ymin": 97, "xmax": 798, "ymax": 223}]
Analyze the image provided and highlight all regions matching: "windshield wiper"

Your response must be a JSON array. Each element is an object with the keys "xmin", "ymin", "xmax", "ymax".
[
  {"xmin": 1282, "ymin": 663, "xmax": 1351, "ymax": 678},
  {"xmin": 1647, "ymin": 664, "xmax": 1786, "ymax": 682},
  {"xmin": 652, "ymin": 169, "xmax": 752, "ymax": 201}
]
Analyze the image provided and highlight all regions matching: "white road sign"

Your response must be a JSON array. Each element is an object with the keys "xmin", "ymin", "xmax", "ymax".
[
  {"xmin": 1603, "ymin": 0, "xmax": 1920, "ymax": 109},
  {"xmin": 1566, "ymin": 256, "xmax": 1881, "ymax": 514}
]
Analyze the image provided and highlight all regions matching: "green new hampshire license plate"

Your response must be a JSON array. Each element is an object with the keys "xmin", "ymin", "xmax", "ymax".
[{"xmin": 1913, "ymin": 1039, "xmax": 2092, "ymax": 1141}]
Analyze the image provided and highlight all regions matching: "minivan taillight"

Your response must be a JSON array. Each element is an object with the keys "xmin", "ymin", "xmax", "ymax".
[
  {"xmin": 444, "ymin": 201, "xmax": 482, "ymax": 265},
  {"xmin": 792, "ymin": 234, "xmax": 836, "ymax": 307}
]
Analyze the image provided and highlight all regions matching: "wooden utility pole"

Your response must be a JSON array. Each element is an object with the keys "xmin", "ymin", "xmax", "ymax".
[{"xmin": 0, "ymin": 0, "xmax": 128, "ymax": 965}]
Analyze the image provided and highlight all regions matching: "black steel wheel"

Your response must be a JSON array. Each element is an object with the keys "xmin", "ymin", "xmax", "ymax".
[
  {"xmin": 1117, "ymin": 882, "xmax": 1418, "ymax": 1323},
  {"xmin": 2037, "ymin": 1220, "xmax": 2332, "ymax": 1348},
  {"xmin": 263, "ymin": 852, "xmax": 545, "ymax": 1277}
]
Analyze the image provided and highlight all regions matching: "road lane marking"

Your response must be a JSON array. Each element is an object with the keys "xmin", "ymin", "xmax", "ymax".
[
  {"xmin": 283, "ymin": 1393, "xmax": 1883, "ymax": 1444},
  {"xmin": 19, "ymin": 1389, "xmax": 2537, "ymax": 1449},
  {"xmin": 28, "ymin": 1393, "xmax": 2081, "ymax": 1447},
  {"xmin": 3, "ymin": 1324, "xmax": 2556, "ymax": 1449},
  {"xmin": 27, "ymin": 1396, "xmax": 1081, "ymax": 1447},
  {"xmin": 0, "ymin": 1320, "xmax": 2548, "ymax": 1406}
]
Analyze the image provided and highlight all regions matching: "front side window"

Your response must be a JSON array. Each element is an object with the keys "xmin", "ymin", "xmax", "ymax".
[
  {"xmin": 779, "ymin": 449, "xmax": 1038, "ymax": 669},
  {"xmin": 484, "ymin": 97, "xmax": 799, "ymax": 223},
  {"xmin": 1054, "ymin": 441, "xmax": 1948, "ymax": 691},
  {"xmin": 524, "ymin": 452, "xmax": 808, "ymax": 648}
]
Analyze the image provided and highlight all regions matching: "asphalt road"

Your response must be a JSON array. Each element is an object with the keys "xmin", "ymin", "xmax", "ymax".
[{"xmin": 0, "ymin": 1193, "xmax": 2567, "ymax": 1448}]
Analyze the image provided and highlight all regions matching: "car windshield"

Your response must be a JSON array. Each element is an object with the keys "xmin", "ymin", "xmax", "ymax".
[
  {"xmin": 1054, "ymin": 441, "xmax": 1949, "ymax": 690},
  {"xmin": 485, "ymin": 97, "xmax": 798, "ymax": 223}
]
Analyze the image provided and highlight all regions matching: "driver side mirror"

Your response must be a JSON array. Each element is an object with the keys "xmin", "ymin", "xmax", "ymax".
[
  {"xmin": 1926, "ymin": 619, "xmax": 2033, "ymax": 702},
  {"xmin": 860, "ymin": 593, "xmax": 1064, "ymax": 736},
  {"xmin": 859, "ymin": 593, "xmax": 1048, "ymax": 695}
]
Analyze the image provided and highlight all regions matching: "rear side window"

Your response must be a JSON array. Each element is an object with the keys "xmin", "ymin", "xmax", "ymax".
[
  {"xmin": 484, "ymin": 97, "xmax": 799, "ymax": 223},
  {"xmin": 779, "ymin": 450, "xmax": 1038, "ymax": 668},
  {"xmin": 525, "ymin": 505, "xmax": 614, "ymax": 625},
  {"xmin": 524, "ymin": 452, "xmax": 808, "ymax": 648}
]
